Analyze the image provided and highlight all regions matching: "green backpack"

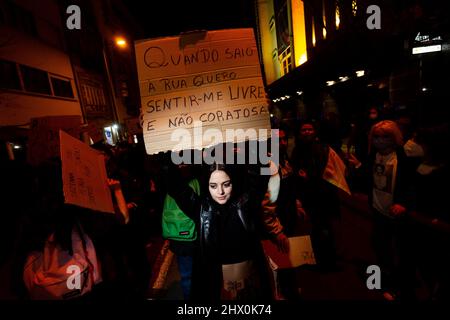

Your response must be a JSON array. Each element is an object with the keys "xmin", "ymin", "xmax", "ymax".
[{"xmin": 162, "ymin": 179, "xmax": 200, "ymax": 241}]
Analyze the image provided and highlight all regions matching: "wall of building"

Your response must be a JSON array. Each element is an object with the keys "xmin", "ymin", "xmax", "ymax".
[
  {"xmin": 0, "ymin": 0, "xmax": 83, "ymax": 127},
  {"xmin": 256, "ymin": 0, "xmax": 310, "ymax": 85},
  {"xmin": 0, "ymin": 92, "xmax": 82, "ymax": 126},
  {"xmin": 257, "ymin": 0, "xmax": 281, "ymax": 85}
]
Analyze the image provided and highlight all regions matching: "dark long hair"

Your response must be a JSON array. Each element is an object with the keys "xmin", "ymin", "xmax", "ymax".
[{"xmin": 201, "ymin": 163, "xmax": 243, "ymax": 204}]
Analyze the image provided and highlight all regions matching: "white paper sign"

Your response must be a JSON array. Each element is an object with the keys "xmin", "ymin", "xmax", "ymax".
[
  {"xmin": 60, "ymin": 130, "xmax": 114, "ymax": 214},
  {"xmin": 134, "ymin": 28, "xmax": 271, "ymax": 154}
]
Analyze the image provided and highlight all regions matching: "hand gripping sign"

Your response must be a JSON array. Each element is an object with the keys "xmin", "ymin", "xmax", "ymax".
[{"xmin": 134, "ymin": 28, "xmax": 272, "ymax": 156}]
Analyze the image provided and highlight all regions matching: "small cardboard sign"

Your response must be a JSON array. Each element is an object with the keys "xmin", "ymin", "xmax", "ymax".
[
  {"xmin": 262, "ymin": 236, "xmax": 316, "ymax": 270},
  {"xmin": 60, "ymin": 130, "xmax": 114, "ymax": 214}
]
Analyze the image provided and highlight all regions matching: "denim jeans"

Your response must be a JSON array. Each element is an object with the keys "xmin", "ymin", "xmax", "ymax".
[{"xmin": 176, "ymin": 255, "xmax": 193, "ymax": 300}]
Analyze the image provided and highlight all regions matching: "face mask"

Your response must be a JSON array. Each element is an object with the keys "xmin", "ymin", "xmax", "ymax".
[
  {"xmin": 373, "ymin": 137, "xmax": 394, "ymax": 151},
  {"xmin": 403, "ymin": 139, "xmax": 424, "ymax": 158}
]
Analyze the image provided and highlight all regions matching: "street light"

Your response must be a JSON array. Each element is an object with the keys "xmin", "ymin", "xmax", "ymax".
[
  {"xmin": 102, "ymin": 35, "xmax": 132, "ymax": 144},
  {"xmin": 115, "ymin": 36, "xmax": 128, "ymax": 49},
  {"xmin": 102, "ymin": 43, "xmax": 119, "ymax": 124},
  {"xmin": 102, "ymin": 36, "xmax": 126, "ymax": 138}
]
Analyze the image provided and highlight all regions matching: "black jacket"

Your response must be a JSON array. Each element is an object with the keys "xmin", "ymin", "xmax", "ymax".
[
  {"xmin": 291, "ymin": 142, "xmax": 341, "ymax": 220},
  {"xmin": 165, "ymin": 165, "xmax": 271, "ymax": 301}
]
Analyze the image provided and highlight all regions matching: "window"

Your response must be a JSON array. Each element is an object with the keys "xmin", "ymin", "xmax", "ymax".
[
  {"xmin": 312, "ymin": 17, "xmax": 316, "ymax": 46},
  {"xmin": 335, "ymin": 1, "xmax": 340, "ymax": 30},
  {"xmin": 51, "ymin": 76, "xmax": 74, "ymax": 98},
  {"xmin": 272, "ymin": 48, "xmax": 278, "ymax": 60},
  {"xmin": 269, "ymin": 15, "xmax": 275, "ymax": 30},
  {"xmin": 352, "ymin": 0, "xmax": 358, "ymax": 16},
  {"xmin": 279, "ymin": 47, "xmax": 292, "ymax": 76},
  {"xmin": 2, "ymin": 61, "xmax": 75, "ymax": 99},
  {"xmin": 20, "ymin": 65, "xmax": 51, "ymax": 95},
  {"xmin": 323, "ymin": 0, "xmax": 327, "ymax": 39},
  {"xmin": 81, "ymin": 83, "xmax": 108, "ymax": 115},
  {"xmin": 275, "ymin": 0, "xmax": 290, "ymax": 54},
  {"xmin": 0, "ymin": 59, "xmax": 21, "ymax": 90}
]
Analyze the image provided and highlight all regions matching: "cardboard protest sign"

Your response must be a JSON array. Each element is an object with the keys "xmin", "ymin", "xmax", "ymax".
[
  {"xmin": 262, "ymin": 236, "xmax": 316, "ymax": 270},
  {"xmin": 135, "ymin": 28, "xmax": 271, "ymax": 154},
  {"xmin": 60, "ymin": 130, "xmax": 114, "ymax": 214},
  {"xmin": 27, "ymin": 115, "xmax": 82, "ymax": 166}
]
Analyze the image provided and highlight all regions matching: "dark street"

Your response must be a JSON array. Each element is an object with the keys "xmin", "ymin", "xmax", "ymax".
[{"xmin": 1, "ymin": 0, "xmax": 449, "ymax": 308}]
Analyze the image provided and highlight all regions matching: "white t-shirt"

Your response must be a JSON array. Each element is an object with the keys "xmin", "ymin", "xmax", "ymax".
[{"xmin": 372, "ymin": 152, "xmax": 398, "ymax": 216}]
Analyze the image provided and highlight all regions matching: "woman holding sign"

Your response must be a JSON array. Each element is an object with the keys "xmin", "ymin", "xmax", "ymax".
[{"xmin": 163, "ymin": 151, "xmax": 272, "ymax": 301}]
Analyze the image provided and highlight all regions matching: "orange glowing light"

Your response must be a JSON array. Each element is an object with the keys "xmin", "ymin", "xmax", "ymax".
[{"xmin": 115, "ymin": 37, "xmax": 127, "ymax": 48}]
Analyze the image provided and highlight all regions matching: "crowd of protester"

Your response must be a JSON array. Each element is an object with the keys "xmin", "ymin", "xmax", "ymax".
[{"xmin": 0, "ymin": 103, "xmax": 448, "ymax": 302}]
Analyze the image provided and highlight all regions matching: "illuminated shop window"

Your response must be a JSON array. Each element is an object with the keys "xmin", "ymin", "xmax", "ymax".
[
  {"xmin": 291, "ymin": 0, "xmax": 308, "ymax": 67},
  {"xmin": 335, "ymin": 1, "xmax": 340, "ymax": 29},
  {"xmin": 322, "ymin": 0, "xmax": 327, "ymax": 39},
  {"xmin": 312, "ymin": 17, "xmax": 316, "ymax": 46},
  {"xmin": 279, "ymin": 46, "xmax": 292, "ymax": 76},
  {"xmin": 352, "ymin": 0, "xmax": 358, "ymax": 16}
]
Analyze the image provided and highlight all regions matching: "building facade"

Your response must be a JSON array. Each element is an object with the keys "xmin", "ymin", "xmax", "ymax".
[
  {"xmin": 0, "ymin": 0, "xmax": 82, "ymax": 127},
  {"xmin": 255, "ymin": 0, "xmax": 450, "ymax": 127},
  {"xmin": 62, "ymin": 0, "xmax": 142, "ymax": 144},
  {"xmin": 0, "ymin": 0, "xmax": 142, "ymax": 150}
]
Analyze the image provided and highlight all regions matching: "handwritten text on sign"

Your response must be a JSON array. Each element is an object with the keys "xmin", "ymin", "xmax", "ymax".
[
  {"xmin": 60, "ymin": 130, "xmax": 114, "ymax": 214},
  {"xmin": 135, "ymin": 29, "xmax": 271, "ymax": 154},
  {"xmin": 262, "ymin": 236, "xmax": 316, "ymax": 270}
]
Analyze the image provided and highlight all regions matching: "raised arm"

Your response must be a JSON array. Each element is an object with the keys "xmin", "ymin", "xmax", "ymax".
[
  {"xmin": 107, "ymin": 178, "xmax": 130, "ymax": 224},
  {"xmin": 161, "ymin": 152, "xmax": 201, "ymax": 224}
]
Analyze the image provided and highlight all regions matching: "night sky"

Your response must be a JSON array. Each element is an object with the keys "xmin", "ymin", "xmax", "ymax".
[{"xmin": 123, "ymin": 0, "xmax": 257, "ymax": 39}]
